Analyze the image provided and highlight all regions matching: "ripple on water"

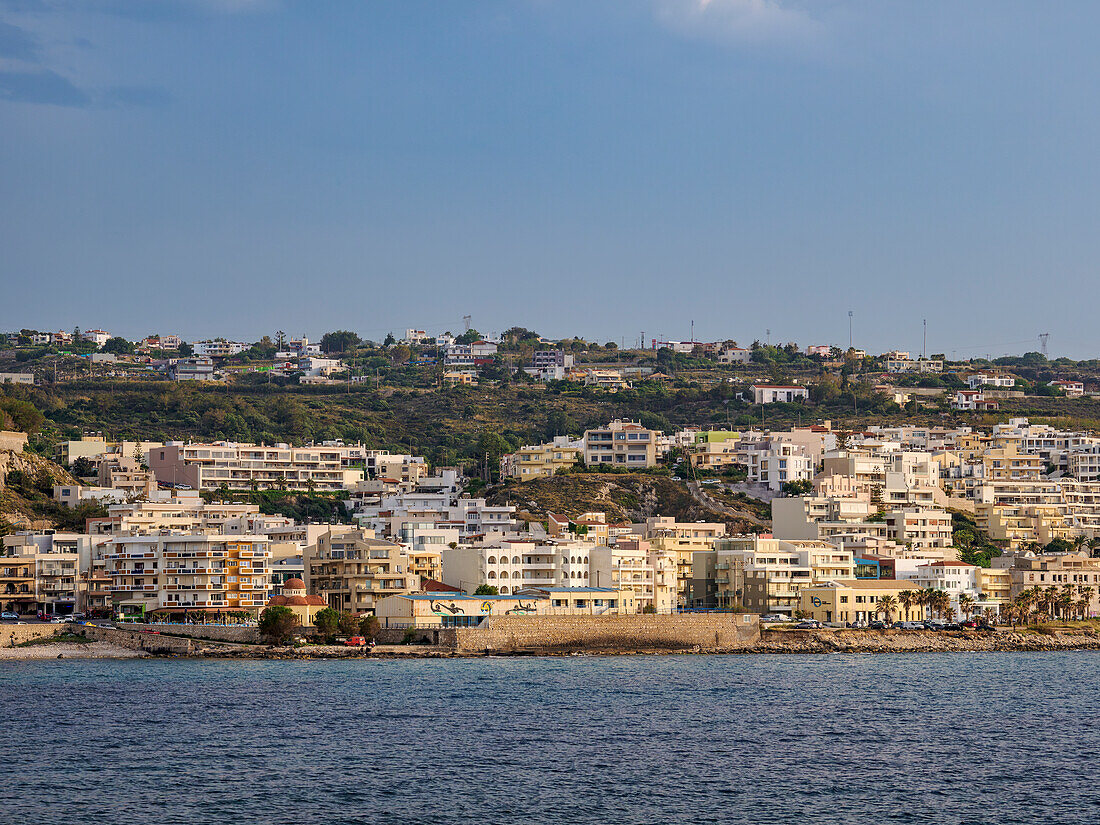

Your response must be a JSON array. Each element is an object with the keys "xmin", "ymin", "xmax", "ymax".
[{"xmin": 1, "ymin": 653, "xmax": 1098, "ymax": 824}]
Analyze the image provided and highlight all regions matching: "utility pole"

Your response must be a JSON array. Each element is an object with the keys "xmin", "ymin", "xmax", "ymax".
[
  {"xmin": 766, "ymin": 328, "xmax": 771, "ymax": 347},
  {"xmin": 923, "ymin": 319, "xmax": 927, "ymax": 359},
  {"xmin": 848, "ymin": 311, "xmax": 853, "ymax": 350}
]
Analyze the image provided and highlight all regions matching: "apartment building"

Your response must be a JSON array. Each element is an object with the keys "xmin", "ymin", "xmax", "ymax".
[
  {"xmin": 1008, "ymin": 553, "xmax": 1100, "ymax": 616},
  {"xmin": 883, "ymin": 508, "xmax": 953, "ymax": 551},
  {"xmin": 583, "ymin": 420, "xmax": 658, "ymax": 467},
  {"xmin": 1050, "ymin": 380, "xmax": 1085, "ymax": 397},
  {"xmin": 444, "ymin": 340, "xmax": 498, "ymax": 367},
  {"xmin": 687, "ymin": 430, "xmax": 743, "ymax": 469},
  {"xmin": 106, "ymin": 534, "xmax": 272, "ymax": 618},
  {"xmin": 148, "ymin": 441, "xmax": 365, "ymax": 491},
  {"xmin": 306, "ymin": 530, "xmax": 418, "ymax": 614},
  {"xmin": 718, "ymin": 346, "xmax": 751, "ymax": 364},
  {"xmin": 884, "ymin": 355, "xmax": 943, "ymax": 374},
  {"xmin": 441, "ymin": 539, "xmax": 596, "ymax": 595},
  {"xmin": 589, "ymin": 539, "xmax": 678, "ymax": 613},
  {"xmin": 506, "ymin": 436, "xmax": 581, "ymax": 479},
  {"xmin": 532, "ymin": 349, "xmax": 575, "ymax": 369},
  {"xmin": 695, "ymin": 535, "xmax": 854, "ymax": 617},
  {"xmin": 192, "ymin": 340, "xmax": 247, "ymax": 358}
]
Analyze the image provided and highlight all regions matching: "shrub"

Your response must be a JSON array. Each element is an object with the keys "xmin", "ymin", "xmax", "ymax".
[{"xmin": 313, "ymin": 607, "xmax": 339, "ymax": 636}]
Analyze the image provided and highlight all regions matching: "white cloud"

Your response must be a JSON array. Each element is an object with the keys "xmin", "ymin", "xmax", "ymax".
[{"xmin": 654, "ymin": 0, "xmax": 821, "ymax": 45}]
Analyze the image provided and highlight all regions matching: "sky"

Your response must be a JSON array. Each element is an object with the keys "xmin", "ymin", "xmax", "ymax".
[{"xmin": 2, "ymin": 0, "xmax": 1099, "ymax": 359}]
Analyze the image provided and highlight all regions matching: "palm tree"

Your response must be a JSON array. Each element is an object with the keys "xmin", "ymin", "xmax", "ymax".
[
  {"xmin": 958, "ymin": 593, "xmax": 975, "ymax": 621},
  {"xmin": 1078, "ymin": 585, "xmax": 1095, "ymax": 619},
  {"xmin": 899, "ymin": 590, "xmax": 915, "ymax": 621},
  {"xmin": 877, "ymin": 594, "xmax": 898, "ymax": 624}
]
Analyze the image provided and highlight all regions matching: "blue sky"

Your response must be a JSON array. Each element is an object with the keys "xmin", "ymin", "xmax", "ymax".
[{"xmin": 2, "ymin": 1, "xmax": 1099, "ymax": 358}]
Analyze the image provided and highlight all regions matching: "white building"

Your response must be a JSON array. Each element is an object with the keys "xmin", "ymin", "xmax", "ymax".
[
  {"xmin": 751, "ymin": 384, "xmax": 809, "ymax": 404},
  {"xmin": 192, "ymin": 340, "xmax": 248, "ymax": 358}
]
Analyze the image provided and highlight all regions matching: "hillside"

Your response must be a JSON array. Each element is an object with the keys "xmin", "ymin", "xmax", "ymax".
[
  {"xmin": 0, "ymin": 449, "xmax": 88, "ymax": 534},
  {"xmin": 487, "ymin": 473, "xmax": 771, "ymax": 534}
]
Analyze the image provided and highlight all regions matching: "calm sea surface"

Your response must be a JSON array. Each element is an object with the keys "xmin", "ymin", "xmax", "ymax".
[{"xmin": 2, "ymin": 652, "xmax": 1099, "ymax": 824}]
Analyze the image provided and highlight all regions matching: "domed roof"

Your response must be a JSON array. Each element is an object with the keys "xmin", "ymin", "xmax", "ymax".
[
  {"xmin": 283, "ymin": 577, "xmax": 306, "ymax": 590},
  {"xmin": 287, "ymin": 595, "xmax": 309, "ymax": 606},
  {"xmin": 267, "ymin": 595, "xmax": 288, "ymax": 606}
]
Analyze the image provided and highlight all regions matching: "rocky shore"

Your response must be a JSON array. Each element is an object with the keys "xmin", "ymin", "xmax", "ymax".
[
  {"xmin": 0, "ymin": 641, "xmax": 149, "ymax": 660},
  {"xmin": 749, "ymin": 628, "xmax": 1100, "ymax": 655}
]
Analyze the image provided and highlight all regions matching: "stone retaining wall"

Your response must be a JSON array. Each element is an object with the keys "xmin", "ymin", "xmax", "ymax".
[
  {"xmin": 758, "ymin": 627, "xmax": 1100, "ymax": 653},
  {"xmin": 125, "ymin": 623, "xmax": 259, "ymax": 643},
  {"xmin": 1, "ymin": 624, "xmax": 64, "ymax": 646},
  {"xmin": 80, "ymin": 625, "xmax": 199, "ymax": 655},
  {"xmin": 453, "ymin": 613, "xmax": 760, "ymax": 654}
]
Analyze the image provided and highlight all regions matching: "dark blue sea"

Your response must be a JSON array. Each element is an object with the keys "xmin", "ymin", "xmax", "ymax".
[{"xmin": 2, "ymin": 652, "xmax": 1098, "ymax": 824}]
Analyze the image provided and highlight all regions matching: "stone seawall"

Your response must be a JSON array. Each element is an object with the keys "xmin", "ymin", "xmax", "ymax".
[
  {"xmin": 453, "ymin": 614, "xmax": 761, "ymax": 654},
  {"xmin": 1, "ymin": 624, "xmax": 64, "ymax": 646},
  {"xmin": 80, "ymin": 625, "xmax": 201, "ymax": 655},
  {"xmin": 757, "ymin": 627, "xmax": 1100, "ymax": 654},
  {"xmin": 125, "ymin": 623, "xmax": 260, "ymax": 644}
]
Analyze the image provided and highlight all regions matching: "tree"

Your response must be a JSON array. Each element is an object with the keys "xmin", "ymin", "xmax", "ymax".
[
  {"xmin": 313, "ymin": 607, "xmax": 340, "ymax": 636},
  {"xmin": 877, "ymin": 594, "xmax": 898, "ymax": 624},
  {"xmin": 258, "ymin": 605, "xmax": 299, "ymax": 645},
  {"xmin": 359, "ymin": 615, "xmax": 381, "ymax": 641},
  {"xmin": 781, "ymin": 478, "xmax": 813, "ymax": 497},
  {"xmin": 71, "ymin": 456, "xmax": 97, "ymax": 478},
  {"xmin": 320, "ymin": 330, "xmax": 361, "ymax": 354},
  {"xmin": 0, "ymin": 397, "xmax": 44, "ymax": 435},
  {"xmin": 455, "ymin": 328, "xmax": 482, "ymax": 345},
  {"xmin": 178, "ymin": 341, "xmax": 194, "ymax": 356},
  {"xmin": 473, "ymin": 584, "xmax": 499, "ymax": 596},
  {"xmin": 383, "ymin": 332, "xmax": 396, "ymax": 347},
  {"xmin": 337, "ymin": 611, "xmax": 360, "ymax": 636},
  {"xmin": 102, "ymin": 336, "xmax": 135, "ymax": 356},
  {"xmin": 898, "ymin": 590, "xmax": 915, "ymax": 621}
]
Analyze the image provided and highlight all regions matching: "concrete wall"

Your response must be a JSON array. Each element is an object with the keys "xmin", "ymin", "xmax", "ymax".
[
  {"xmin": 452, "ymin": 613, "xmax": 760, "ymax": 654},
  {"xmin": 1, "ymin": 624, "xmax": 64, "ymax": 646},
  {"xmin": 125, "ymin": 623, "xmax": 259, "ymax": 643}
]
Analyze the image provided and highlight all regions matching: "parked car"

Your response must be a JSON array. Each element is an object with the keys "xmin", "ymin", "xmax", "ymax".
[
  {"xmin": 344, "ymin": 636, "xmax": 367, "ymax": 647},
  {"xmin": 793, "ymin": 620, "xmax": 823, "ymax": 629},
  {"xmin": 847, "ymin": 620, "xmax": 868, "ymax": 629},
  {"xmin": 901, "ymin": 621, "xmax": 924, "ymax": 630},
  {"xmin": 0, "ymin": 611, "xmax": 18, "ymax": 621},
  {"xmin": 961, "ymin": 619, "xmax": 979, "ymax": 629},
  {"xmin": 48, "ymin": 615, "xmax": 68, "ymax": 623},
  {"xmin": 759, "ymin": 614, "xmax": 786, "ymax": 622},
  {"xmin": 868, "ymin": 620, "xmax": 887, "ymax": 630}
]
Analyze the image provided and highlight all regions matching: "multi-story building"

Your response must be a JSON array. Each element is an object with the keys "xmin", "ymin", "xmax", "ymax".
[
  {"xmin": 106, "ymin": 534, "xmax": 272, "ymax": 618},
  {"xmin": 1, "ymin": 532, "xmax": 91, "ymax": 616},
  {"xmin": 192, "ymin": 340, "xmax": 247, "ymax": 358},
  {"xmin": 306, "ymin": 529, "xmax": 418, "ymax": 614},
  {"xmin": 444, "ymin": 340, "xmax": 498, "ymax": 367},
  {"xmin": 1007, "ymin": 553, "xmax": 1100, "ymax": 616},
  {"xmin": 148, "ymin": 441, "xmax": 365, "ymax": 491},
  {"xmin": 505, "ymin": 436, "xmax": 581, "ymax": 479},
  {"xmin": 589, "ymin": 539, "xmax": 677, "ymax": 613},
  {"xmin": 532, "ymin": 349, "xmax": 574, "ymax": 369},
  {"xmin": 883, "ymin": 509, "xmax": 953, "ymax": 551},
  {"xmin": 441, "ymin": 539, "xmax": 596, "ymax": 596},
  {"xmin": 583, "ymin": 420, "xmax": 658, "ymax": 468},
  {"xmin": 751, "ymin": 384, "xmax": 809, "ymax": 404}
]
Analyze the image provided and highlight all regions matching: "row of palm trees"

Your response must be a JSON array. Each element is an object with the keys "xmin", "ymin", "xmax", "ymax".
[
  {"xmin": 874, "ymin": 590, "xmax": 958, "ymax": 624},
  {"xmin": 873, "ymin": 584, "xmax": 1096, "ymax": 626},
  {"xmin": 1001, "ymin": 584, "xmax": 1095, "ymax": 627}
]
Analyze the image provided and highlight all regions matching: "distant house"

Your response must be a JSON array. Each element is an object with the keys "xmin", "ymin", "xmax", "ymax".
[
  {"xmin": 951, "ymin": 389, "xmax": 998, "ymax": 411},
  {"xmin": 718, "ymin": 347, "xmax": 751, "ymax": 364},
  {"xmin": 751, "ymin": 384, "xmax": 809, "ymax": 404},
  {"xmin": 967, "ymin": 372, "xmax": 1015, "ymax": 390},
  {"xmin": 1050, "ymin": 380, "xmax": 1085, "ymax": 398}
]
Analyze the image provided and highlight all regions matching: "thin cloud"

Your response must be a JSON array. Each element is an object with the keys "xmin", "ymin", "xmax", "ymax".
[
  {"xmin": 654, "ymin": 0, "xmax": 821, "ymax": 45},
  {"xmin": 0, "ymin": 67, "xmax": 89, "ymax": 105}
]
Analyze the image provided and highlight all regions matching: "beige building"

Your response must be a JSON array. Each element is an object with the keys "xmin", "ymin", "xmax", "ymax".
[
  {"xmin": 507, "ymin": 436, "xmax": 581, "ymax": 479},
  {"xmin": 148, "ymin": 441, "xmax": 365, "ymax": 492},
  {"xmin": 589, "ymin": 539, "xmax": 678, "ymax": 614},
  {"xmin": 583, "ymin": 420, "xmax": 658, "ymax": 468},
  {"xmin": 799, "ymin": 579, "xmax": 913, "ymax": 624},
  {"xmin": 1009, "ymin": 553, "xmax": 1100, "ymax": 615},
  {"xmin": 306, "ymin": 529, "xmax": 418, "ymax": 614}
]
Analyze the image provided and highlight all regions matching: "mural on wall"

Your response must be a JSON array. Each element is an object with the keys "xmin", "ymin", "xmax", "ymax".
[
  {"xmin": 430, "ymin": 600, "xmax": 465, "ymax": 615},
  {"xmin": 505, "ymin": 601, "xmax": 538, "ymax": 615}
]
